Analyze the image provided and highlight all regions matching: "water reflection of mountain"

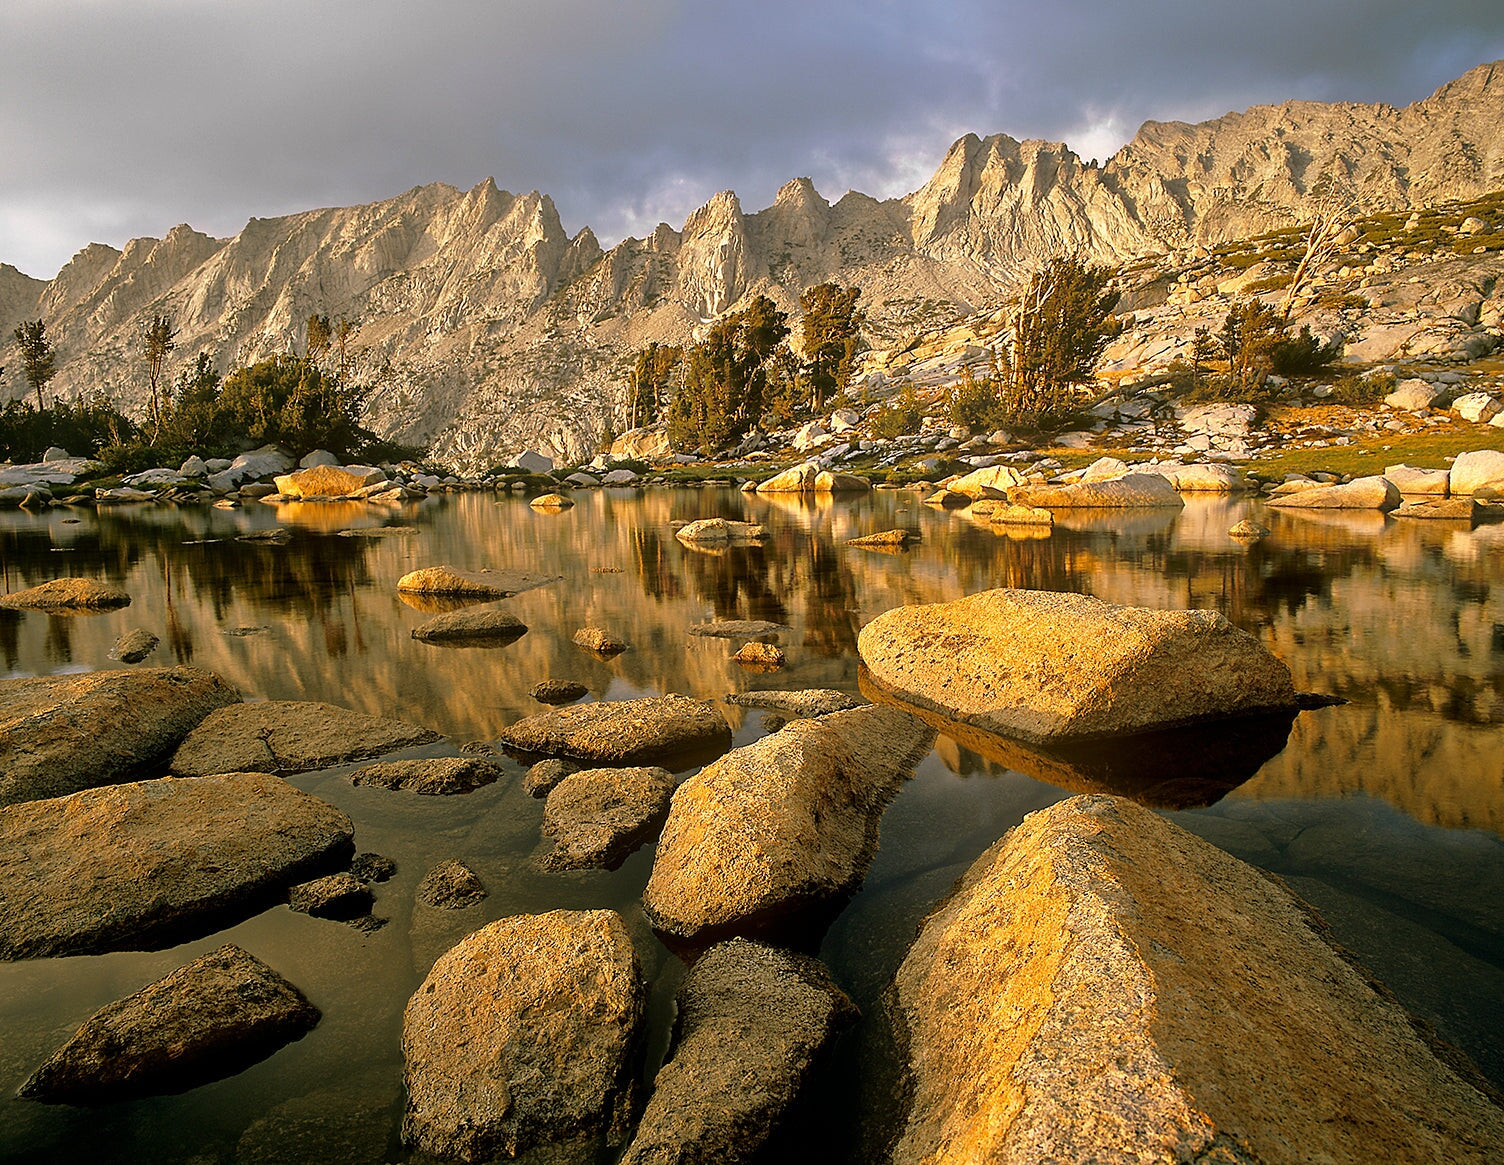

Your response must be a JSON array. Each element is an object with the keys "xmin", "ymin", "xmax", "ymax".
[{"xmin": 1, "ymin": 490, "xmax": 1499, "ymax": 834}]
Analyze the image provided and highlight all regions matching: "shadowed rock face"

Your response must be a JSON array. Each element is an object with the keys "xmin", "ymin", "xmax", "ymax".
[
  {"xmin": 858, "ymin": 588, "xmax": 1297, "ymax": 744},
  {"xmin": 170, "ymin": 700, "xmax": 441, "ymax": 776},
  {"xmin": 0, "ymin": 667, "xmax": 241, "ymax": 806},
  {"xmin": 497, "ymin": 695, "xmax": 731, "ymax": 767},
  {"xmin": 620, "ymin": 939, "xmax": 857, "ymax": 1165},
  {"xmin": 643, "ymin": 704, "xmax": 935, "ymax": 946},
  {"xmin": 888, "ymin": 795, "xmax": 1504, "ymax": 1164},
  {"xmin": 0, "ymin": 772, "xmax": 354, "ymax": 959},
  {"xmin": 401, "ymin": 910, "xmax": 646, "ymax": 1163},
  {"xmin": 20, "ymin": 944, "xmax": 320, "ymax": 1104}
]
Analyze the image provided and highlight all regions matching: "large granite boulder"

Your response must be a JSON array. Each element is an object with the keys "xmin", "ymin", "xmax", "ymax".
[
  {"xmin": 0, "ymin": 772, "xmax": 354, "ymax": 959},
  {"xmin": 755, "ymin": 462, "xmax": 819, "ymax": 493},
  {"xmin": 541, "ymin": 766, "xmax": 675, "ymax": 870},
  {"xmin": 858, "ymin": 589, "xmax": 1297, "ymax": 744},
  {"xmin": 19, "ymin": 944, "xmax": 319, "ymax": 1103},
  {"xmin": 497, "ymin": 695, "xmax": 731, "ymax": 766},
  {"xmin": 620, "ymin": 939, "xmax": 856, "ymax": 1165},
  {"xmin": 170, "ymin": 700, "xmax": 441, "ymax": 776},
  {"xmin": 1385, "ymin": 377, "xmax": 1442, "ymax": 411},
  {"xmin": 273, "ymin": 464, "xmax": 386, "ymax": 498},
  {"xmin": 401, "ymin": 910, "xmax": 646, "ymax": 1162},
  {"xmin": 1267, "ymin": 475, "xmax": 1402, "ymax": 510},
  {"xmin": 0, "ymin": 576, "xmax": 131, "ymax": 609},
  {"xmin": 410, "ymin": 606, "xmax": 527, "ymax": 645},
  {"xmin": 688, "ymin": 619, "xmax": 788, "ymax": 639},
  {"xmin": 1450, "ymin": 449, "xmax": 1504, "ymax": 496},
  {"xmin": 1008, "ymin": 472, "xmax": 1184, "ymax": 508},
  {"xmin": 675, "ymin": 518, "xmax": 767, "ymax": 544},
  {"xmin": 887, "ymin": 795, "xmax": 1504, "ymax": 1164},
  {"xmin": 396, "ymin": 565, "xmax": 561, "ymax": 598},
  {"xmin": 0, "ymin": 667, "xmax": 240, "ymax": 805},
  {"xmin": 813, "ymin": 470, "xmax": 870, "ymax": 492},
  {"xmin": 643, "ymin": 705, "xmax": 934, "ymax": 943},
  {"xmin": 1384, "ymin": 463, "xmax": 1450, "ymax": 495},
  {"xmin": 1153, "ymin": 462, "xmax": 1246, "ymax": 492},
  {"xmin": 948, "ymin": 465, "xmax": 1026, "ymax": 499}
]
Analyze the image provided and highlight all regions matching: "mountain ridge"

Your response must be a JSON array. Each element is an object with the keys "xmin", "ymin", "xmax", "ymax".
[{"xmin": 5, "ymin": 60, "xmax": 1504, "ymax": 469}]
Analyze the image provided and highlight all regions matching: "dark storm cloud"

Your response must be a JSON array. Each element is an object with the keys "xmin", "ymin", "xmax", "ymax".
[{"xmin": 4, "ymin": 0, "xmax": 1504, "ymax": 278}]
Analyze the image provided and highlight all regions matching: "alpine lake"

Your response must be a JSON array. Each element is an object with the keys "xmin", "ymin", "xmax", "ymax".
[{"xmin": 1, "ymin": 485, "xmax": 1501, "ymax": 1164}]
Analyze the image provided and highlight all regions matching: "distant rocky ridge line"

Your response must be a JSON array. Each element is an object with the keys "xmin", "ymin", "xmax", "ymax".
[{"xmin": 3, "ymin": 60, "xmax": 1503, "ymax": 470}]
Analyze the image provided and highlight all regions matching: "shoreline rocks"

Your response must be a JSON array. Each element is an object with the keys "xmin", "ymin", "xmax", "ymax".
[
  {"xmin": 498, "ymin": 695, "xmax": 731, "ymax": 766},
  {"xmin": 0, "ymin": 772, "xmax": 354, "ymax": 959},
  {"xmin": 401, "ymin": 910, "xmax": 646, "ymax": 1163},
  {"xmin": 1267, "ymin": 474, "xmax": 1402, "ymax": 510},
  {"xmin": 858, "ymin": 588, "xmax": 1298, "ymax": 743},
  {"xmin": 887, "ymin": 795, "xmax": 1504, "ymax": 1164},
  {"xmin": 396, "ymin": 565, "xmax": 561, "ymax": 599},
  {"xmin": 1008, "ymin": 472, "xmax": 1185, "ymax": 509},
  {"xmin": 20, "ymin": 945, "xmax": 320, "ymax": 1104}
]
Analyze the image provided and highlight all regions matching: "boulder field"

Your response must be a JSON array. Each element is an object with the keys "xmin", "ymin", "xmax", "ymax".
[
  {"xmin": 887, "ymin": 795, "xmax": 1504, "ymax": 1164},
  {"xmin": 857, "ymin": 588, "xmax": 1298, "ymax": 743}
]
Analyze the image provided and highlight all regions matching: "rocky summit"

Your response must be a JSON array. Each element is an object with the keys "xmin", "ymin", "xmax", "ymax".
[
  {"xmin": 858, "ymin": 588, "xmax": 1298, "ymax": 743},
  {"xmin": 7, "ymin": 62, "xmax": 1504, "ymax": 470},
  {"xmin": 888, "ymin": 795, "xmax": 1504, "ymax": 1164}
]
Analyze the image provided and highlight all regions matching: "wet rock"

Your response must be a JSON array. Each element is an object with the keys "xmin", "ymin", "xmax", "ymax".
[
  {"xmin": 643, "ymin": 705, "xmax": 934, "ymax": 943},
  {"xmin": 0, "ymin": 667, "xmax": 240, "ymax": 806},
  {"xmin": 734, "ymin": 641, "xmax": 785, "ymax": 668},
  {"xmin": 529, "ymin": 492, "xmax": 574, "ymax": 510},
  {"xmin": 923, "ymin": 489, "xmax": 969, "ymax": 508},
  {"xmin": 761, "ymin": 713, "xmax": 788, "ymax": 732},
  {"xmin": 234, "ymin": 1072, "xmax": 400, "ymax": 1165},
  {"xmin": 1384, "ymin": 464, "xmax": 1451, "ymax": 495},
  {"xmin": 675, "ymin": 517, "xmax": 767, "ymax": 543},
  {"xmin": 349, "ymin": 756, "xmax": 503, "ymax": 795},
  {"xmin": 410, "ymin": 605, "xmax": 527, "ymax": 645},
  {"xmin": 273, "ymin": 465, "xmax": 385, "ymax": 498},
  {"xmin": 1008, "ymin": 472, "xmax": 1184, "ymax": 508},
  {"xmin": 497, "ymin": 695, "xmax": 731, "ymax": 766},
  {"xmin": 1393, "ymin": 497, "xmax": 1482, "ymax": 521},
  {"xmin": 350, "ymin": 852, "xmax": 397, "ymax": 883},
  {"xmin": 19, "ymin": 944, "xmax": 319, "ymax": 1104},
  {"xmin": 573, "ymin": 626, "xmax": 630, "ymax": 654},
  {"xmin": 531, "ymin": 679, "xmax": 589, "ymax": 704},
  {"xmin": 417, "ymin": 860, "xmax": 487, "ymax": 909},
  {"xmin": 988, "ymin": 502, "xmax": 1055, "ymax": 527},
  {"xmin": 401, "ymin": 910, "xmax": 647, "ymax": 1163},
  {"xmin": 846, "ymin": 528, "xmax": 919, "ymax": 547},
  {"xmin": 858, "ymin": 588, "xmax": 1297, "ymax": 744},
  {"xmin": 541, "ymin": 767, "xmax": 675, "ymax": 870},
  {"xmin": 289, "ymin": 872, "xmax": 374, "ymax": 920},
  {"xmin": 0, "ymin": 576, "xmax": 132, "ymax": 609},
  {"xmin": 170, "ymin": 700, "xmax": 441, "ymax": 776},
  {"xmin": 687, "ymin": 619, "xmax": 788, "ymax": 639},
  {"xmin": 524, "ymin": 757, "xmax": 579, "ymax": 797},
  {"xmin": 108, "ymin": 627, "xmax": 160, "ymax": 663},
  {"xmin": 1267, "ymin": 475, "xmax": 1402, "ymax": 510},
  {"xmin": 887, "ymin": 795, "xmax": 1504, "ymax": 1165},
  {"xmin": 396, "ymin": 565, "xmax": 561, "ymax": 599},
  {"xmin": 723, "ymin": 689, "xmax": 864, "ymax": 717},
  {"xmin": 620, "ymin": 939, "xmax": 857, "ymax": 1165},
  {"xmin": 1449, "ymin": 449, "xmax": 1504, "ymax": 496},
  {"xmin": 1229, "ymin": 519, "xmax": 1271, "ymax": 541},
  {"xmin": 0, "ymin": 772, "xmax": 353, "ymax": 959}
]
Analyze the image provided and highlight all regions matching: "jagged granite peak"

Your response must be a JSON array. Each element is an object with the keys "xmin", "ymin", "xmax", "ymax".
[{"xmin": 4, "ymin": 60, "xmax": 1503, "ymax": 470}]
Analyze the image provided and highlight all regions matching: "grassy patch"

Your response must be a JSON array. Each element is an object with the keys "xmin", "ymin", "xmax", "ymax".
[{"xmin": 1250, "ymin": 429, "xmax": 1504, "ymax": 479}]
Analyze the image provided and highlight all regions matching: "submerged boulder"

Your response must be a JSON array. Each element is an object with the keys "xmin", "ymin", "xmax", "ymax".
[
  {"xmin": 887, "ymin": 795, "xmax": 1504, "ymax": 1165},
  {"xmin": 541, "ymin": 766, "xmax": 675, "ymax": 870},
  {"xmin": 846, "ymin": 528, "xmax": 919, "ymax": 547},
  {"xmin": 349, "ymin": 756, "xmax": 503, "ymax": 795},
  {"xmin": 858, "ymin": 588, "xmax": 1296, "ymax": 744},
  {"xmin": 0, "ymin": 667, "xmax": 240, "ymax": 806},
  {"xmin": 722, "ymin": 689, "xmax": 864, "ymax": 717},
  {"xmin": 20, "ymin": 945, "xmax": 320, "ymax": 1104},
  {"xmin": 687, "ymin": 619, "xmax": 788, "ymax": 639},
  {"xmin": 643, "ymin": 705, "xmax": 934, "ymax": 943},
  {"xmin": 0, "ymin": 576, "xmax": 132, "ymax": 609},
  {"xmin": 620, "ymin": 939, "xmax": 857, "ymax": 1165},
  {"xmin": 498, "ymin": 695, "xmax": 730, "ymax": 766},
  {"xmin": 1008, "ymin": 472, "xmax": 1184, "ymax": 509},
  {"xmin": 170, "ymin": 700, "xmax": 441, "ymax": 776},
  {"xmin": 288, "ymin": 872, "xmax": 373, "ymax": 920},
  {"xmin": 401, "ymin": 910, "xmax": 646, "ymax": 1163},
  {"xmin": 0, "ymin": 772, "xmax": 353, "ymax": 959}
]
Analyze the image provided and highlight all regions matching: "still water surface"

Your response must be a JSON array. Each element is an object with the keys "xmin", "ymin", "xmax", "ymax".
[{"xmin": 1, "ymin": 488, "xmax": 1501, "ymax": 1162}]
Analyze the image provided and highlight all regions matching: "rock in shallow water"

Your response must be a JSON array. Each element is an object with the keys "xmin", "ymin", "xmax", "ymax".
[
  {"xmin": 619, "ymin": 939, "xmax": 856, "ymax": 1165},
  {"xmin": 417, "ymin": 860, "xmax": 487, "ymax": 909},
  {"xmin": 0, "ymin": 772, "xmax": 353, "ymax": 959},
  {"xmin": 541, "ymin": 766, "xmax": 675, "ymax": 870},
  {"xmin": 349, "ymin": 756, "xmax": 503, "ymax": 795},
  {"xmin": 288, "ymin": 872, "xmax": 374, "ymax": 920},
  {"xmin": 0, "ymin": 576, "xmax": 132, "ymax": 609},
  {"xmin": 19, "ymin": 944, "xmax": 319, "ymax": 1104},
  {"xmin": 170, "ymin": 700, "xmax": 441, "ymax": 776},
  {"xmin": 574, "ymin": 625, "xmax": 630, "ymax": 654},
  {"xmin": 410, "ymin": 605, "xmax": 527, "ymax": 645},
  {"xmin": 497, "ymin": 694, "xmax": 731, "ymax": 766},
  {"xmin": 401, "ymin": 910, "xmax": 646, "ymax": 1163},
  {"xmin": 858, "ymin": 588, "xmax": 1297, "ymax": 744},
  {"xmin": 643, "ymin": 705, "xmax": 934, "ymax": 944},
  {"xmin": 722, "ymin": 689, "xmax": 864, "ymax": 717},
  {"xmin": 1008, "ymin": 472, "xmax": 1184, "ymax": 509},
  {"xmin": 396, "ymin": 565, "xmax": 561, "ymax": 598},
  {"xmin": 530, "ymin": 679, "xmax": 589, "ymax": 704},
  {"xmin": 0, "ymin": 666, "xmax": 240, "ymax": 806},
  {"xmin": 109, "ymin": 627, "xmax": 160, "ymax": 663},
  {"xmin": 888, "ymin": 795, "xmax": 1504, "ymax": 1164}
]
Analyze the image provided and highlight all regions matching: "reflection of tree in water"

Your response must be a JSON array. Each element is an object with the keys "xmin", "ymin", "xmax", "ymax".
[
  {"xmin": 678, "ymin": 541, "xmax": 789, "ymax": 626},
  {"xmin": 0, "ymin": 610, "xmax": 20, "ymax": 672},
  {"xmin": 43, "ymin": 614, "xmax": 74, "ymax": 665},
  {"xmin": 631, "ymin": 529, "xmax": 684, "ymax": 603},
  {"xmin": 801, "ymin": 533, "xmax": 860, "ymax": 657}
]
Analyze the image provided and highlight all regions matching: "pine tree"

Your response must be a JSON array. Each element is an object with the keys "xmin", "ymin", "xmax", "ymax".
[
  {"xmin": 798, "ymin": 282, "xmax": 864, "ymax": 412},
  {"xmin": 12, "ymin": 319, "xmax": 56, "ymax": 412}
]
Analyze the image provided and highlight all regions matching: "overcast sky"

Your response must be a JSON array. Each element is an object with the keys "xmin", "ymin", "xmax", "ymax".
[{"xmin": 4, "ymin": 0, "xmax": 1504, "ymax": 279}]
